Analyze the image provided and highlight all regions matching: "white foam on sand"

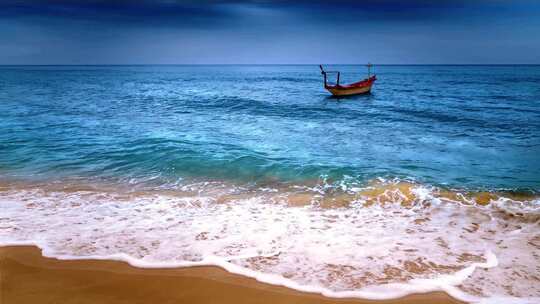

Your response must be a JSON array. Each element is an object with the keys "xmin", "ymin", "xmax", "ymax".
[{"xmin": 1, "ymin": 183, "xmax": 539, "ymax": 303}]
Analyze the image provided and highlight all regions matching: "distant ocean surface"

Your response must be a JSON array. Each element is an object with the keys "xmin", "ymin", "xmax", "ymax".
[
  {"xmin": 1, "ymin": 65, "xmax": 539, "ymax": 188},
  {"xmin": 1, "ymin": 65, "xmax": 540, "ymax": 303}
]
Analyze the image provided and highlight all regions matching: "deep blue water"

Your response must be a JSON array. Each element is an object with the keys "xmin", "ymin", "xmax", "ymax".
[{"xmin": 1, "ymin": 65, "xmax": 539, "ymax": 190}]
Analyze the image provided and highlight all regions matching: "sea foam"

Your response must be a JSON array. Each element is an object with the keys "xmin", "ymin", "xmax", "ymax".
[{"xmin": 1, "ymin": 181, "xmax": 539, "ymax": 303}]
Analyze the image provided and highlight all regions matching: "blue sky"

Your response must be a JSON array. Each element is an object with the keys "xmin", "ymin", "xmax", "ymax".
[{"xmin": 1, "ymin": 0, "xmax": 539, "ymax": 64}]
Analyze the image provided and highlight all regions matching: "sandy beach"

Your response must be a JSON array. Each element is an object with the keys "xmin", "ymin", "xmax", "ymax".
[
  {"xmin": 2, "ymin": 1, "xmax": 540, "ymax": 303},
  {"xmin": 0, "ymin": 246, "xmax": 464, "ymax": 304}
]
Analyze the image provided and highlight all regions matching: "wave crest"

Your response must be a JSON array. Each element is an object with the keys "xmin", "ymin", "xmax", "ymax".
[{"xmin": 0, "ymin": 178, "xmax": 539, "ymax": 303}]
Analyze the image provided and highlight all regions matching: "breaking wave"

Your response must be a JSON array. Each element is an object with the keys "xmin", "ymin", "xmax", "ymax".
[{"xmin": 1, "ymin": 178, "xmax": 539, "ymax": 303}]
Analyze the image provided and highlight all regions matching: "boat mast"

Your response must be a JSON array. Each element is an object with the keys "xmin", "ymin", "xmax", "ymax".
[
  {"xmin": 367, "ymin": 62, "xmax": 372, "ymax": 77},
  {"xmin": 319, "ymin": 65, "xmax": 327, "ymax": 87}
]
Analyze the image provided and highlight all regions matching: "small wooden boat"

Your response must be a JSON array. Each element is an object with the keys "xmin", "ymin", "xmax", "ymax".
[{"xmin": 320, "ymin": 64, "xmax": 376, "ymax": 96}]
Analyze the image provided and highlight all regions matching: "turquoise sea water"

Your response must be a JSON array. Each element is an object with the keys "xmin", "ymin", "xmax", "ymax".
[
  {"xmin": 2, "ymin": 65, "xmax": 540, "ymax": 302},
  {"xmin": 1, "ymin": 65, "xmax": 539, "ymax": 190}
]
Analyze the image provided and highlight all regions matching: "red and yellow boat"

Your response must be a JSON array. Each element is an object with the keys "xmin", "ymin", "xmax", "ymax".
[{"xmin": 320, "ymin": 64, "xmax": 376, "ymax": 96}]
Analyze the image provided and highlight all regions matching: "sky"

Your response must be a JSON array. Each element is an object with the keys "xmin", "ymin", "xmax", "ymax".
[{"xmin": 1, "ymin": 0, "xmax": 540, "ymax": 64}]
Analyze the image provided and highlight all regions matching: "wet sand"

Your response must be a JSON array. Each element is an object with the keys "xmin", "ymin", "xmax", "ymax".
[{"xmin": 0, "ymin": 246, "xmax": 464, "ymax": 304}]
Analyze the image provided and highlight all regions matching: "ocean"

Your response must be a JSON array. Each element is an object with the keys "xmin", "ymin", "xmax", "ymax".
[{"xmin": 1, "ymin": 65, "xmax": 539, "ymax": 302}]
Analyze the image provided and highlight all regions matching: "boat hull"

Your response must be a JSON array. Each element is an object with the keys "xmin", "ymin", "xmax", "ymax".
[
  {"xmin": 324, "ymin": 75, "xmax": 376, "ymax": 97},
  {"xmin": 326, "ymin": 84, "xmax": 373, "ymax": 96}
]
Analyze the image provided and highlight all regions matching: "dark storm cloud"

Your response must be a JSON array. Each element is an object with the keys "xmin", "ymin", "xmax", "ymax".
[
  {"xmin": 1, "ymin": 0, "xmax": 539, "ymax": 64},
  {"xmin": 0, "ymin": 0, "xmax": 534, "ymax": 30},
  {"xmin": 0, "ymin": 0, "xmax": 239, "ymax": 28},
  {"xmin": 0, "ymin": 0, "xmax": 488, "ymax": 25}
]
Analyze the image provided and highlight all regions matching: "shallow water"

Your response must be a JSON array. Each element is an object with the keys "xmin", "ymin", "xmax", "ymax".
[{"xmin": 1, "ymin": 65, "xmax": 539, "ymax": 303}]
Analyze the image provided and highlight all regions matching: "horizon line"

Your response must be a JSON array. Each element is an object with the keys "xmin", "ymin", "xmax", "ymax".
[{"xmin": 1, "ymin": 63, "xmax": 540, "ymax": 66}]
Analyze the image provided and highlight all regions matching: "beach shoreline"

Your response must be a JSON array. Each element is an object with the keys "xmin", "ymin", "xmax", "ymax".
[{"xmin": 0, "ymin": 245, "xmax": 464, "ymax": 304}]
